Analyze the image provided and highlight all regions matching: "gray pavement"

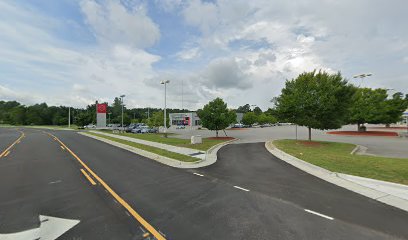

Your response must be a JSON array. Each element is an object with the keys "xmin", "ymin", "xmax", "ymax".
[
  {"xmin": 1, "ymin": 128, "xmax": 407, "ymax": 239},
  {"xmin": 169, "ymin": 125, "xmax": 408, "ymax": 158}
]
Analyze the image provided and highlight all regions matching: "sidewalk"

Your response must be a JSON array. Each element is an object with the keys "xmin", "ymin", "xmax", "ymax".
[
  {"xmin": 265, "ymin": 141, "xmax": 408, "ymax": 212},
  {"xmin": 83, "ymin": 131, "xmax": 236, "ymax": 169},
  {"xmin": 89, "ymin": 130, "xmax": 206, "ymax": 160}
]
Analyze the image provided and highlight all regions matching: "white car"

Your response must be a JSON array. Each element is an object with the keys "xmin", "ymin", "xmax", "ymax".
[{"xmin": 84, "ymin": 124, "xmax": 96, "ymax": 129}]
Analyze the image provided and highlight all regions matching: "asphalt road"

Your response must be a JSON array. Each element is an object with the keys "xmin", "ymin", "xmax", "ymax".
[{"xmin": 0, "ymin": 128, "xmax": 407, "ymax": 239}]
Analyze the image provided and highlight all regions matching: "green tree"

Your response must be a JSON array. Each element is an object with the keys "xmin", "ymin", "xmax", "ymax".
[
  {"xmin": 258, "ymin": 113, "xmax": 277, "ymax": 125},
  {"xmin": 236, "ymin": 104, "xmax": 251, "ymax": 113},
  {"xmin": 197, "ymin": 98, "xmax": 236, "ymax": 137},
  {"xmin": 242, "ymin": 112, "xmax": 258, "ymax": 126},
  {"xmin": 348, "ymin": 88, "xmax": 388, "ymax": 131},
  {"xmin": 274, "ymin": 70, "xmax": 356, "ymax": 140},
  {"xmin": 380, "ymin": 92, "xmax": 408, "ymax": 127},
  {"xmin": 253, "ymin": 106, "xmax": 262, "ymax": 115},
  {"xmin": 148, "ymin": 111, "xmax": 169, "ymax": 128}
]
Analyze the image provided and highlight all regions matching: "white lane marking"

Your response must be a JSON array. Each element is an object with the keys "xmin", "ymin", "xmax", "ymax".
[
  {"xmin": 49, "ymin": 180, "xmax": 62, "ymax": 185},
  {"xmin": 304, "ymin": 209, "xmax": 334, "ymax": 220},
  {"xmin": 233, "ymin": 186, "xmax": 250, "ymax": 192},
  {"xmin": 193, "ymin": 173, "xmax": 204, "ymax": 177},
  {"xmin": 125, "ymin": 211, "xmax": 131, "ymax": 217}
]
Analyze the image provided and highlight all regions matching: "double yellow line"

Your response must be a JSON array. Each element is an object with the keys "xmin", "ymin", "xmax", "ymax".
[
  {"xmin": 0, "ymin": 131, "xmax": 25, "ymax": 158},
  {"xmin": 47, "ymin": 132, "xmax": 166, "ymax": 240}
]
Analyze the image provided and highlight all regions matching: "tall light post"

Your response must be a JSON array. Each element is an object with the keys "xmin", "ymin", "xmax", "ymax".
[
  {"xmin": 160, "ymin": 80, "xmax": 170, "ymax": 137},
  {"xmin": 120, "ymin": 94, "xmax": 125, "ymax": 131},
  {"xmin": 353, "ymin": 73, "xmax": 372, "ymax": 87},
  {"xmin": 68, "ymin": 106, "xmax": 71, "ymax": 128}
]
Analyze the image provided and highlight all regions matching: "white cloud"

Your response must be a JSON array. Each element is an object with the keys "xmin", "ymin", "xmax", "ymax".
[
  {"xmin": 80, "ymin": 0, "xmax": 160, "ymax": 48},
  {"xmin": 175, "ymin": 47, "xmax": 201, "ymax": 60}
]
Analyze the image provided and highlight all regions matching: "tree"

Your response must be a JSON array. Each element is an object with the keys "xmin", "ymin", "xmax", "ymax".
[
  {"xmin": 380, "ymin": 92, "xmax": 408, "ymax": 127},
  {"xmin": 348, "ymin": 88, "xmax": 388, "ymax": 131},
  {"xmin": 242, "ymin": 112, "xmax": 258, "ymax": 126},
  {"xmin": 236, "ymin": 104, "xmax": 251, "ymax": 113},
  {"xmin": 258, "ymin": 113, "xmax": 277, "ymax": 125},
  {"xmin": 274, "ymin": 70, "xmax": 356, "ymax": 140},
  {"xmin": 148, "ymin": 111, "xmax": 169, "ymax": 128},
  {"xmin": 253, "ymin": 106, "xmax": 262, "ymax": 115},
  {"xmin": 197, "ymin": 98, "xmax": 236, "ymax": 137}
]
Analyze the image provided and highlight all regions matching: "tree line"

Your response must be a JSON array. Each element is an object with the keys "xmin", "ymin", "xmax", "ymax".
[{"xmin": 0, "ymin": 97, "xmax": 186, "ymax": 127}]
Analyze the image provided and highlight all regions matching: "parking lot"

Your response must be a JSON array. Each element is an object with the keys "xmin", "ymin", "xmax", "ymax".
[{"xmin": 169, "ymin": 125, "xmax": 408, "ymax": 159}]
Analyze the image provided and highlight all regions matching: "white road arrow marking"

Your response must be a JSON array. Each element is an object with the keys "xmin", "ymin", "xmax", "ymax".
[{"xmin": 0, "ymin": 215, "xmax": 80, "ymax": 240}]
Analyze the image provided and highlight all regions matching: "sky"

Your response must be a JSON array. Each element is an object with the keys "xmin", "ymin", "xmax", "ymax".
[{"xmin": 0, "ymin": 0, "xmax": 407, "ymax": 111}]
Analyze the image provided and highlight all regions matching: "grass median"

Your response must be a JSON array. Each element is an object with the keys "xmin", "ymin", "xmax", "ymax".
[
  {"xmin": 86, "ymin": 132, "xmax": 199, "ymax": 162},
  {"xmin": 98, "ymin": 130, "xmax": 228, "ymax": 151},
  {"xmin": 273, "ymin": 139, "xmax": 408, "ymax": 185}
]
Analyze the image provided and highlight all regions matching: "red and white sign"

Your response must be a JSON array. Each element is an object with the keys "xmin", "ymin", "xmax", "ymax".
[{"xmin": 97, "ymin": 104, "xmax": 107, "ymax": 113}]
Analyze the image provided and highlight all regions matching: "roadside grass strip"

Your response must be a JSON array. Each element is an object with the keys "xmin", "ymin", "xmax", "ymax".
[
  {"xmin": 86, "ymin": 132, "xmax": 199, "ymax": 162},
  {"xmin": 98, "ymin": 130, "xmax": 227, "ymax": 151},
  {"xmin": 273, "ymin": 139, "xmax": 408, "ymax": 185}
]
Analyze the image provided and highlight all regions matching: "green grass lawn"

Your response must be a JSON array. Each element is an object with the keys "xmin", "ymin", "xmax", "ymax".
[
  {"xmin": 97, "ymin": 130, "xmax": 228, "ymax": 151},
  {"xmin": 86, "ymin": 132, "xmax": 199, "ymax": 162},
  {"xmin": 273, "ymin": 139, "xmax": 408, "ymax": 185}
]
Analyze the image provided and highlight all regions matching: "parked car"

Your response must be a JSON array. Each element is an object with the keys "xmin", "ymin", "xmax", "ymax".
[
  {"xmin": 131, "ymin": 127, "xmax": 142, "ymax": 133},
  {"xmin": 148, "ymin": 127, "xmax": 159, "ymax": 133},
  {"xmin": 84, "ymin": 124, "xmax": 96, "ymax": 129},
  {"xmin": 139, "ymin": 126, "xmax": 150, "ymax": 134},
  {"xmin": 233, "ymin": 123, "xmax": 244, "ymax": 128},
  {"xmin": 176, "ymin": 125, "xmax": 186, "ymax": 129}
]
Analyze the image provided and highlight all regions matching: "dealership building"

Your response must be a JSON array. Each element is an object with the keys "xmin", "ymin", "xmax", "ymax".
[{"xmin": 169, "ymin": 112, "xmax": 244, "ymax": 127}]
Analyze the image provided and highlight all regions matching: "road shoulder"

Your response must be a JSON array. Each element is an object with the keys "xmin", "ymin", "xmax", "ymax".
[{"xmin": 265, "ymin": 140, "xmax": 408, "ymax": 212}]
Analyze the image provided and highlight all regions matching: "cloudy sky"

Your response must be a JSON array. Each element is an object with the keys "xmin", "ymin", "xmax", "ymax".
[{"xmin": 1, "ymin": 0, "xmax": 407, "ymax": 110}]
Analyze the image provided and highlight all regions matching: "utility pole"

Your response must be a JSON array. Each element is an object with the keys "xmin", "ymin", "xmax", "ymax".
[{"xmin": 68, "ymin": 107, "xmax": 71, "ymax": 128}]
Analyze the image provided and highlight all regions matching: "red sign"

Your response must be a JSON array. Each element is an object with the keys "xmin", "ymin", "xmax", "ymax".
[{"xmin": 97, "ymin": 103, "xmax": 107, "ymax": 113}]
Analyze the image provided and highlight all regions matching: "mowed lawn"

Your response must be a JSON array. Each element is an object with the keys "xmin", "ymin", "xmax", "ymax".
[
  {"xmin": 274, "ymin": 139, "xmax": 408, "ymax": 185},
  {"xmin": 98, "ymin": 130, "xmax": 231, "ymax": 151}
]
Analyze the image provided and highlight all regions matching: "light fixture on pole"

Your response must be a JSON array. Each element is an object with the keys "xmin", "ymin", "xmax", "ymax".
[
  {"xmin": 160, "ymin": 80, "xmax": 170, "ymax": 137},
  {"xmin": 120, "ymin": 94, "xmax": 125, "ymax": 131},
  {"xmin": 353, "ymin": 73, "xmax": 372, "ymax": 87}
]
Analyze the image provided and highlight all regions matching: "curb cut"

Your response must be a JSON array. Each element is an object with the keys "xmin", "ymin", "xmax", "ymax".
[
  {"xmin": 79, "ymin": 132, "xmax": 236, "ymax": 169},
  {"xmin": 265, "ymin": 141, "xmax": 408, "ymax": 213}
]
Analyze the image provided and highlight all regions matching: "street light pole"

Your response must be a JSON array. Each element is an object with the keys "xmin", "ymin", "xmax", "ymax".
[
  {"xmin": 160, "ymin": 80, "xmax": 170, "ymax": 137},
  {"xmin": 353, "ymin": 73, "xmax": 372, "ymax": 87},
  {"xmin": 68, "ymin": 107, "xmax": 71, "ymax": 128},
  {"xmin": 120, "ymin": 95, "xmax": 125, "ymax": 131}
]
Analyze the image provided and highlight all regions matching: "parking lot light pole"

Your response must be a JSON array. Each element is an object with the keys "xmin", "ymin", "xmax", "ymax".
[
  {"xmin": 161, "ymin": 80, "xmax": 170, "ymax": 137},
  {"xmin": 68, "ymin": 107, "xmax": 71, "ymax": 128},
  {"xmin": 120, "ymin": 95, "xmax": 125, "ymax": 131},
  {"xmin": 353, "ymin": 73, "xmax": 372, "ymax": 87}
]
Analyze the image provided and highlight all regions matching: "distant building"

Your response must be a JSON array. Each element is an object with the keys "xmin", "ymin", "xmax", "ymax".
[{"xmin": 169, "ymin": 112, "xmax": 244, "ymax": 127}]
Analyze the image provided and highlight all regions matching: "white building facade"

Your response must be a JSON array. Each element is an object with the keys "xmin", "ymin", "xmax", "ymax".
[{"xmin": 169, "ymin": 112, "xmax": 244, "ymax": 127}]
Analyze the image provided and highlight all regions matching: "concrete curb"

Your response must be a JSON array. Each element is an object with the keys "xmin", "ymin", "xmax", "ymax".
[
  {"xmin": 79, "ymin": 132, "xmax": 236, "ymax": 169},
  {"xmin": 265, "ymin": 141, "xmax": 408, "ymax": 212}
]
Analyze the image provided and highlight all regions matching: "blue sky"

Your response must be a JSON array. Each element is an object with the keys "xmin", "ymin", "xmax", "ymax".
[{"xmin": 1, "ymin": 0, "xmax": 407, "ymax": 110}]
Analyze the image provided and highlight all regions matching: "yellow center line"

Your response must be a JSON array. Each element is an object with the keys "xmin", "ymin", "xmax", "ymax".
[
  {"xmin": 60, "ymin": 145, "xmax": 65, "ymax": 150},
  {"xmin": 4, "ymin": 151, "xmax": 10, "ymax": 157},
  {"xmin": 46, "ymin": 132, "xmax": 166, "ymax": 240},
  {"xmin": 0, "ymin": 131, "xmax": 25, "ymax": 158},
  {"xmin": 80, "ymin": 169, "xmax": 97, "ymax": 185}
]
